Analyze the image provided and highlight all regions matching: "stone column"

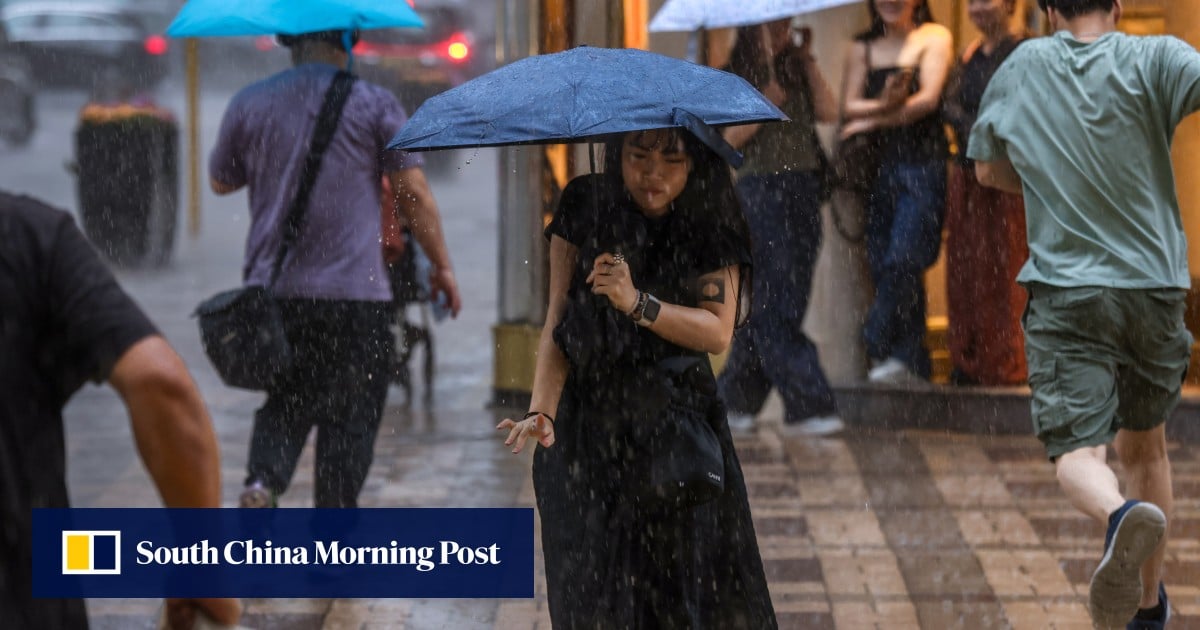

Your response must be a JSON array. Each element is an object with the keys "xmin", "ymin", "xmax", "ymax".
[{"xmin": 491, "ymin": 0, "xmax": 556, "ymax": 406}]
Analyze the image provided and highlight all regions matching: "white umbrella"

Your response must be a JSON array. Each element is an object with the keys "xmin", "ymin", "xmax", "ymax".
[{"xmin": 649, "ymin": 0, "xmax": 863, "ymax": 32}]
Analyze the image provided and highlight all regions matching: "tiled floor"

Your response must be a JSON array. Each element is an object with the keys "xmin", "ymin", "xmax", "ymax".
[{"xmin": 71, "ymin": 402, "xmax": 1200, "ymax": 629}]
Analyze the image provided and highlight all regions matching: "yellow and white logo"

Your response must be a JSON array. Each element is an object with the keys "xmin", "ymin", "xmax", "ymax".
[{"xmin": 62, "ymin": 531, "xmax": 121, "ymax": 575}]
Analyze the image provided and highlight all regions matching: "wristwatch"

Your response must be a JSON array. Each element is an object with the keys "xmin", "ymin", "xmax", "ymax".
[{"xmin": 635, "ymin": 293, "xmax": 661, "ymax": 327}]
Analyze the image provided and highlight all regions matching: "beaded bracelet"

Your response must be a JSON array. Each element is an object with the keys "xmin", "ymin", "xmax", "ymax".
[
  {"xmin": 523, "ymin": 411, "xmax": 555, "ymax": 424},
  {"xmin": 625, "ymin": 291, "xmax": 647, "ymax": 318},
  {"xmin": 628, "ymin": 291, "xmax": 649, "ymax": 320}
]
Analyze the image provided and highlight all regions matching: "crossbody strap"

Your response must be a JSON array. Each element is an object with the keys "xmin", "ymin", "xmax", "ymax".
[{"xmin": 267, "ymin": 70, "xmax": 357, "ymax": 291}]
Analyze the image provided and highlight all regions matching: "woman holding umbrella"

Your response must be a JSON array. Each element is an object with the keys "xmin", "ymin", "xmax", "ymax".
[
  {"xmin": 497, "ymin": 128, "xmax": 776, "ymax": 628},
  {"xmin": 717, "ymin": 18, "xmax": 844, "ymax": 436}
]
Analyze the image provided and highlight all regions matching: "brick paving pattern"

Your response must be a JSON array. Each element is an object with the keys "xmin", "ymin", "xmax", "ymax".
[{"xmin": 68, "ymin": 403, "xmax": 1200, "ymax": 629}]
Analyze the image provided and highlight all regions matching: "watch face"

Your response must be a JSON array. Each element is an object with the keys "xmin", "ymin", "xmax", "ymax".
[{"xmin": 643, "ymin": 296, "xmax": 661, "ymax": 323}]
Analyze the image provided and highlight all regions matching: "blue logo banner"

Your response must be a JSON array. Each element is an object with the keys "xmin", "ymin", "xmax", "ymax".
[{"xmin": 33, "ymin": 508, "xmax": 534, "ymax": 598}]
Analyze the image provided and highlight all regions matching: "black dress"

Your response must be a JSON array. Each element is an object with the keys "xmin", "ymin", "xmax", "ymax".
[{"xmin": 532, "ymin": 175, "xmax": 777, "ymax": 629}]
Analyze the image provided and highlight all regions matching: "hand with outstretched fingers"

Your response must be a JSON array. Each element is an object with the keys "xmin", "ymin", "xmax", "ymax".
[{"xmin": 496, "ymin": 412, "xmax": 555, "ymax": 454}]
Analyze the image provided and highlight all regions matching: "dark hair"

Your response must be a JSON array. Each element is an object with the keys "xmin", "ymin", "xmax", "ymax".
[
  {"xmin": 600, "ymin": 130, "xmax": 754, "ymax": 327},
  {"xmin": 855, "ymin": 0, "xmax": 937, "ymax": 41},
  {"xmin": 277, "ymin": 29, "xmax": 360, "ymax": 49},
  {"xmin": 727, "ymin": 26, "xmax": 772, "ymax": 89},
  {"xmin": 1035, "ymin": 0, "xmax": 1114, "ymax": 19},
  {"xmin": 726, "ymin": 26, "xmax": 809, "ymax": 95}
]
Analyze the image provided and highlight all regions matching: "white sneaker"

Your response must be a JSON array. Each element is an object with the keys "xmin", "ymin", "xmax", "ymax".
[
  {"xmin": 867, "ymin": 358, "xmax": 924, "ymax": 385},
  {"xmin": 726, "ymin": 412, "xmax": 755, "ymax": 432},
  {"xmin": 779, "ymin": 415, "xmax": 845, "ymax": 437}
]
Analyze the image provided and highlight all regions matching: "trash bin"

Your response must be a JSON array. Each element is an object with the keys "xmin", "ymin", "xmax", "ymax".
[{"xmin": 74, "ymin": 101, "xmax": 178, "ymax": 267}]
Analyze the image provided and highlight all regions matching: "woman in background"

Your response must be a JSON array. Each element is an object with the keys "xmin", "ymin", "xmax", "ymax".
[
  {"xmin": 943, "ymin": 0, "xmax": 1029, "ymax": 386},
  {"xmin": 840, "ymin": 0, "xmax": 953, "ymax": 385},
  {"xmin": 718, "ymin": 19, "xmax": 845, "ymax": 435}
]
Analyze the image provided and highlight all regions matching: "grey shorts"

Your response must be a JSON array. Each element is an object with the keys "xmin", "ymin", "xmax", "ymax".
[{"xmin": 1023, "ymin": 283, "xmax": 1192, "ymax": 459}]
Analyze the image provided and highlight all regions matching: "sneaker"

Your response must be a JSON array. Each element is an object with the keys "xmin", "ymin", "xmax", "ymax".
[
  {"xmin": 1126, "ymin": 582, "xmax": 1170, "ymax": 629},
  {"xmin": 238, "ymin": 481, "xmax": 276, "ymax": 508},
  {"xmin": 726, "ymin": 412, "xmax": 755, "ymax": 432},
  {"xmin": 867, "ymin": 358, "xmax": 924, "ymax": 386},
  {"xmin": 1090, "ymin": 501, "xmax": 1167, "ymax": 628},
  {"xmin": 780, "ymin": 414, "xmax": 845, "ymax": 437}
]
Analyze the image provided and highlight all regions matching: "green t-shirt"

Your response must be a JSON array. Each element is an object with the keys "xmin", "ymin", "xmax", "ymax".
[{"xmin": 969, "ymin": 31, "xmax": 1200, "ymax": 289}]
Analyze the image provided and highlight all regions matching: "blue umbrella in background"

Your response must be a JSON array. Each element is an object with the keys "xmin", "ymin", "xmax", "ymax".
[
  {"xmin": 386, "ymin": 46, "xmax": 787, "ymax": 168},
  {"xmin": 165, "ymin": 0, "xmax": 424, "ymax": 37}
]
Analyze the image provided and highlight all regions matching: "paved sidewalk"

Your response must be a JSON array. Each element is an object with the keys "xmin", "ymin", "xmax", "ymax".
[{"xmin": 72, "ymin": 402, "xmax": 1200, "ymax": 629}]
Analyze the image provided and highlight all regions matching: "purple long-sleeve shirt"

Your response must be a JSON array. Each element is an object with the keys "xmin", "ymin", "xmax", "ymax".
[{"xmin": 210, "ymin": 63, "xmax": 423, "ymax": 301}]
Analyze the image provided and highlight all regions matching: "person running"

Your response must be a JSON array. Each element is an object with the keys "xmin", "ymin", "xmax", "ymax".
[{"xmin": 970, "ymin": 1, "xmax": 1200, "ymax": 627}]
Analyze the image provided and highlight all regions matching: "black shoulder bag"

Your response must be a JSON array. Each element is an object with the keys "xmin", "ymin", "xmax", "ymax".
[
  {"xmin": 194, "ymin": 71, "xmax": 356, "ymax": 391},
  {"xmin": 642, "ymin": 356, "xmax": 725, "ymax": 509}
]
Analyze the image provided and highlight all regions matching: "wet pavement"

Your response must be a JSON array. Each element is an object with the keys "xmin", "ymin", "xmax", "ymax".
[
  {"xmin": 6, "ymin": 85, "xmax": 1200, "ymax": 629},
  {"xmin": 72, "ymin": 412, "xmax": 1200, "ymax": 629}
]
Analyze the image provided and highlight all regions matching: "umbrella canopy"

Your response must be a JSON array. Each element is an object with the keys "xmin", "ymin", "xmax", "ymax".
[
  {"xmin": 386, "ymin": 46, "xmax": 786, "ymax": 167},
  {"xmin": 649, "ymin": 0, "xmax": 862, "ymax": 32},
  {"xmin": 165, "ymin": 0, "xmax": 424, "ymax": 38}
]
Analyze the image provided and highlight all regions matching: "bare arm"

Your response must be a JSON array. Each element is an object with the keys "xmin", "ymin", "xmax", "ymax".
[
  {"xmin": 209, "ymin": 178, "xmax": 241, "ymax": 195},
  {"xmin": 108, "ymin": 336, "xmax": 221, "ymax": 508},
  {"xmin": 499, "ymin": 236, "xmax": 577, "ymax": 454},
  {"xmin": 975, "ymin": 159, "xmax": 1023, "ymax": 194},
  {"xmin": 107, "ymin": 336, "xmax": 242, "ymax": 627},
  {"xmin": 641, "ymin": 267, "xmax": 740, "ymax": 355},
  {"xmin": 528, "ymin": 237, "xmax": 575, "ymax": 426},
  {"xmin": 861, "ymin": 28, "xmax": 953, "ymax": 131},
  {"xmin": 723, "ymin": 122, "xmax": 765, "ymax": 150},
  {"xmin": 841, "ymin": 41, "xmax": 889, "ymax": 120},
  {"xmin": 588, "ymin": 253, "xmax": 740, "ymax": 355},
  {"xmin": 388, "ymin": 166, "xmax": 462, "ymax": 316}
]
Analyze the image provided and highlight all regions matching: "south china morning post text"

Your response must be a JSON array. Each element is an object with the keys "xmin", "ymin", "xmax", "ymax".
[
  {"xmin": 32, "ymin": 508, "xmax": 535, "ymax": 599},
  {"xmin": 134, "ymin": 538, "xmax": 501, "ymax": 572}
]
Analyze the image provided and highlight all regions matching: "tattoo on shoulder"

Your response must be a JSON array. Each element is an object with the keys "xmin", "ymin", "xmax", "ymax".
[{"xmin": 697, "ymin": 277, "xmax": 726, "ymax": 304}]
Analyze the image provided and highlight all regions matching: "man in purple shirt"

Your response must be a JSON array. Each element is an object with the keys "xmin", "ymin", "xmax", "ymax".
[{"xmin": 209, "ymin": 29, "xmax": 461, "ymax": 509}]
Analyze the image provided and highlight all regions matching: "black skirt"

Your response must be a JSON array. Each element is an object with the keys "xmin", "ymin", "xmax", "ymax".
[{"xmin": 532, "ymin": 372, "xmax": 777, "ymax": 630}]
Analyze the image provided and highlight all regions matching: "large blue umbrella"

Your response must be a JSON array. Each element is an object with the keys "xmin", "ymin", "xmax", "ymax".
[
  {"xmin": 165, "ymin": 0, "xmax": 424, "ymax": 38},
  {"xmin": 386, "ymin": 46, "xmax": 787, "ymax": 167}
]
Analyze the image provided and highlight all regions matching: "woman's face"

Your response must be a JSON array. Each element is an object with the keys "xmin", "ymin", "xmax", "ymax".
[
  {"xmin": 621, "ymin": 131, "xmax": 692, "ymax": 215},
  {"xmin": 873, "ymin": 0, "xmax": 919, "ymax": 27},
  {"xmin": 967, "ymin": 0, "xmax": 1012, "ymax": 33}
]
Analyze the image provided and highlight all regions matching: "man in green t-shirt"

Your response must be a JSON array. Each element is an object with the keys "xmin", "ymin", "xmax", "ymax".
[{"xmin": 969, "ymin": 0, "xmax": 1200, "ymax": 627}]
